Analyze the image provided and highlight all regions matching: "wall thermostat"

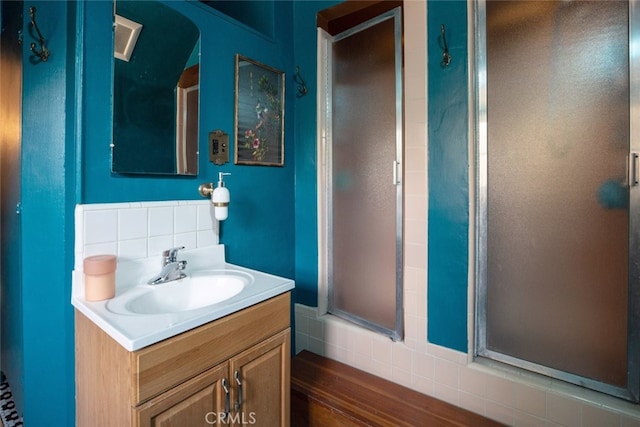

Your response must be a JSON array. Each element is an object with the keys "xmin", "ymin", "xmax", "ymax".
[{"xmin": 209, "ymin": 130, "xmax": 229, "ymax": 165}]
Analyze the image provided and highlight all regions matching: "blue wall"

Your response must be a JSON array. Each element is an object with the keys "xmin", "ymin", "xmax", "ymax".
[
  {"xmin": 13, "ymin": 1, "xmax": 78, "ymax": 425},
  {"xmin": 10, "ymin": 0, "xmax": 298, "ymax": 424},
  {"xmin": 291, "ymin": 0, "xmax": 339, "ymax": 307},
  {"xmin": 9, "ymin": 0, "xmax": 472, "ymax": 423},
  {"xmin": 82, "ymin": 0, "xmax": 296, "ymax": 277},
  {"xmin": 426, "ymin": 1, "xmax": 469, "ymax": 352}
]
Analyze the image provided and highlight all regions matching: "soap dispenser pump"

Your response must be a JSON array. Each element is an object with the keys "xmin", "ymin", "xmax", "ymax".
[{"xmin": 212, "ymin": 172, "xmax": 231, "ymax": 221}]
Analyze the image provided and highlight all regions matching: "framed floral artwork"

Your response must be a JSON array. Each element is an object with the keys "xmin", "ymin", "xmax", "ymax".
[{"xmin": 234, "ymin": 54, "xmax": 285, "ymax": 166}]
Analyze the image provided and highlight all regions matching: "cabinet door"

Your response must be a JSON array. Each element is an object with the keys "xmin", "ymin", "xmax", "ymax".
[
  {"xmin": 229, "ymin": 329, "xmax": 290, "ymax": 427},
  {"xmin": 136, "ymin": 363, "xmax": 229, "ymax": 427}
]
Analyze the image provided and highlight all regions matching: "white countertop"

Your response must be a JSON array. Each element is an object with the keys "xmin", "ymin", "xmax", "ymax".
[{"xmin": 71, "ymin": 245, "xmax": 294, "ymax": 351}]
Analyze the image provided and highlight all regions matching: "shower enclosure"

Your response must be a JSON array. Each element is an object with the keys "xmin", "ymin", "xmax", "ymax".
[
  {"xmin": 317, "ymin": 3, "xmax": 404, "ymax": 340},
  {"xmin": 474, "ymin": 0, "xmax": 640, "ymax": 401}
]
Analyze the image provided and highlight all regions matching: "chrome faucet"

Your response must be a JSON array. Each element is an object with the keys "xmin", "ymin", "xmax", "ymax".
[{"xmin": 147, "ymin": 246, "xmax": 187, "ymax": 285}]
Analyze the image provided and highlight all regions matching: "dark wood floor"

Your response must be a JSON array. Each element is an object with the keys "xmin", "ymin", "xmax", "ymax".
[{"xmin": 291, "ymin": 350, "xmax": 505, "ymax": 427}]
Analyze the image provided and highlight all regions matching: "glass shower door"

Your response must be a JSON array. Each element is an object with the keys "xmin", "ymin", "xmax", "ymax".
[
  {"xmin": 321, "ymin": 7, "xmax": 404, "ymax": 340},
  {"xmin": 476, "ymin": 0, "xmax": 639, "ymax": 400}
]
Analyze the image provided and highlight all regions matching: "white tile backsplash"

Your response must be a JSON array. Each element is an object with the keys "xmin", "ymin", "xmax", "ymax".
[{"xmin": 75, "ymin": 200, "xmax": 218, "ymax": 271}]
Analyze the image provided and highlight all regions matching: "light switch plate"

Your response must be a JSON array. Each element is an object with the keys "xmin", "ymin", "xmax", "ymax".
[{"xmin": 209, "ymin": 130, "xmax": 229, "ymax": 165}]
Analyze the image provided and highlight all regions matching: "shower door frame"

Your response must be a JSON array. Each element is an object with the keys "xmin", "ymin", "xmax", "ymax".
[
  {"xmin": 317, "ymin": 7, "xmax": 404, "ymax": 341},
  {"xmin": 472, "ymin": 0, "xmax": 640, "ymax": 402}
]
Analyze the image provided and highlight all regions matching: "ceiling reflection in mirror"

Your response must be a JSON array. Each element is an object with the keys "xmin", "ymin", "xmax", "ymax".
[{"xmin": 112, "ymin": 0, "xmax": 200, "ymax": 175}]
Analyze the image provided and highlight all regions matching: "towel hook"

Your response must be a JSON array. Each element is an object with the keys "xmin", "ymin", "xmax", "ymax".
[
  {"xmin": 440, "ymin": 24, "xmax": 451, "ymax": 67},
  {"xmin": 294, "ymin": 66, "xmax": 308, "ymax": 98},
  {"xmin": 29, "ymin": 6, "xmax": 50, "ymax": 62}
]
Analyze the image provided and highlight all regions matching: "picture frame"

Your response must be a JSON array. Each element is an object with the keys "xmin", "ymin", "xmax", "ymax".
[{"xmin": 234, "ymin": 54, "xmax": 285, "ymax": 166}]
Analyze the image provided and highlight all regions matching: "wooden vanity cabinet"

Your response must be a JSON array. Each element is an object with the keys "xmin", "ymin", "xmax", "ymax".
[
  {"xmin": 135, "ymin": 362, "xmax": 228, "ymax": 427},
  {"xmin": 75, "ymin": 292, "xmax": 291, "ymax": 427}
]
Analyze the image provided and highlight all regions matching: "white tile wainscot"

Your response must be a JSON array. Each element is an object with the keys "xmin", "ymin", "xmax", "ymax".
[{"xmin": 294, "ymin": 305, "xmax": 640, "ymax": 427}]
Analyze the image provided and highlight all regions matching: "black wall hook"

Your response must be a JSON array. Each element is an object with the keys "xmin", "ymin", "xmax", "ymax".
[
  {"xmin": 29, "ymin": 6, "xmax": 50, "ymax": 62},
  {"xmin": 440, "ymin": 24, "xmax": 451, "ymax": 67},
  {"xmin": 294, "ymin": 66, "xmax": 308, "ymax": 98}
]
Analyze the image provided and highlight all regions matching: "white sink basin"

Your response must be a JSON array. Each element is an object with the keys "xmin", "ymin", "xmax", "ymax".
[
  {"xmin": 72, "ymin": 245, "xmax": 295, "ymax": 351},
  {"xmin": 106, "ymin": 270, "xmax": 251, "ymax": 315}
]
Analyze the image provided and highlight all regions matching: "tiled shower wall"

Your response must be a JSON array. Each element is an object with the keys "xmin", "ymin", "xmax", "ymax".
[
  {"xmin": 74, "ymin": 200, "xmax": 218, "ymax": 271},
  {"xmin": 294, "ymin": 2, "xmax": 640, "ymax": 427}
]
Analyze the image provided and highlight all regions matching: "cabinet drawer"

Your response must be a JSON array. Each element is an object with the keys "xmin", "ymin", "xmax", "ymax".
[
  {"xmin": 135, "ymin": 363, "xmax": 227, "ymax": 427},
  {"xmin": 132, "ymin": 292, "xmax": 290, "ymax": 404}
]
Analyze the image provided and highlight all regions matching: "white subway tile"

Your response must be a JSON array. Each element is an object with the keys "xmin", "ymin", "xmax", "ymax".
[
  {"xmin": 324, "ymin": 343, "xmax": 347, "ymax": 362},
  {"xmin": 83, "ymin": 242, "xmax": 117, "ymax": 258},
  {"xmin": 412, "ymin": 350, "xmax": 435, "ymax": 380},
  {"xmin": 485, "ymin": 401, "xmax": 515, "ymax": 426},
  {"xmin": 392, "ymin": 365, "xmax": 412, "ymax": 386},
  {"xmin": 459, "ymin": 391, "xmax": 486, "ymax": 417},
  {"xmin": 354, "ymin": 333, "xmax": 372, "ymax": 359},
  {"xmin": 148, "ymin": 206, "xmax": 174, "ymax": 237},
  {"xmin": 308, "ymin": 318, "xmax": 324, "ymax": 341},
  {"xmin": 404, "ymin": 335, "xmax": 428, "ymax": 353},
  {"xmin": 434, "ymin": 382, "xmax": 459, "ymax": 406},
  {"xmin": 411, "ymin": 375, "xmax": 435, "ymax": 397},
  {"xmin": 370, "ymin": 358, "xmax": 392, "ymax": 380},
  {"xmin": 295, "ymin": 332, "xmax": 309, "ymax": 355},
  {"xmin": 371, "ymin": 335, "xmax": 392, "ymax": 366},
  {"xmin": 174, "ymin": 232, "xmax": 197, "ymax": 251},
  {"xmin": 404, "ymin": 146, "xmax": 426, "ymax": 174},
  {"xmin": 308, "ymin": 337, "xmax": 325, "ymax": 356},
  {"xmin": 487, "ymin": 375, "xmax": 517, "ymax": 408},
  {"xmin": 427, "ymin": 343, "xmax": 466, "ymax": 365},
  {"xmin": 84, "ymin": 209, "xmax": 117, "ymax": 244},
  {"xmin": 148, "ymin": 235, "xmax": 174, "ymax": 258},
  {"xmin": 405, "ymin": 170, "xmax": 426, "ymax": 196},
  {"xmin": 392, "ymin": 344, "xmax": 412, "ymax": 369},
  {"xmin": 404, "ymin": 194, "xmax": 427, "ymax": 221},
  {"xmin": 404, "ymin": 242, "xmax": 426, "ymax": 270},
  {"xmin": 294, "ymin": 303, "xmax": 317, "ymax": 318},
  {"xmin": 197, "ymin": 203, "xmax": 215, "ymax": 231},
  {"xmin": 197, "ymin": 229, "xmax": 218, "ymax": 248},
  {"xmin": 118, "ymin": 207, "xmax": 148, "ymax": 240},
  {"xmin": 325, "ymin": 322, "xmax": 348, "ymax": 349},
  {"xmin": 174, "ymin": 205, "xmax": 197, "ymax": 233},
  {"xmin": 294, "ymin": 313, "xmax": 309, "ymax": 335},
  {"xmin": 459, "ymin": 366, "xmax": 488, "ymax": 397},
  {"xmin": 547, "ymin": 393, "xmax": 581, "ymax": 427},
  {"xmin": 581, "ymin": 404, "xmax": 619, "ymax": 427},
  {"xmin": 435, "ymin": 357, "xmax": 459, "ymax": 389},
  {"xmin": 118, "ymin": 238, "xmax": 148, "ymax": 260},
  {"xmin": 355, "ymin": 353, "xmax": 374, "ymax": 373},
  {"xmin": 514, "ymin": 383, "xmax": 546, "ymax": 418}
]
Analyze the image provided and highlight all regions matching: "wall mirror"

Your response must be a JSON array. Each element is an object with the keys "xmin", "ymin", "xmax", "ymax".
[{"xmin": 112, "ymin": 0, "xmax": 200, "ymax": 175}]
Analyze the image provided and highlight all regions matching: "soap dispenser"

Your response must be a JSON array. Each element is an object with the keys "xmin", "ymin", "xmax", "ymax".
[
  {"xmin": 198, "ymin": 172, "xmax": 231, "ymax": 220},
  {"xmin": 212, "ymin": 172, "xmax": 231, "ymax": 220}
]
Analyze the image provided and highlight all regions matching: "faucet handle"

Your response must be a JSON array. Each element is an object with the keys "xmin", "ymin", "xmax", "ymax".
[{"xmin": 163, "ymin": 246, "xmax": 185, "ymax": 264}]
